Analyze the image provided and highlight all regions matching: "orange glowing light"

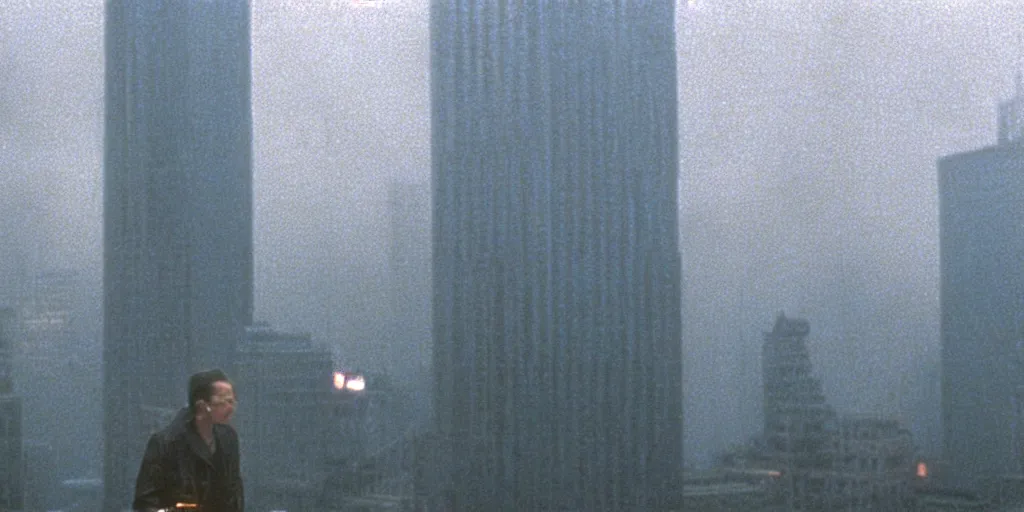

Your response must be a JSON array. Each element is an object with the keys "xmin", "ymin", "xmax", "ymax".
[
  {"xmin": 916, "ymin": 462, "xmax": 928, "ymax": 479},
  {"xmin": 333, "ymin": 372, "xmax": 346, "ymax": 390}
]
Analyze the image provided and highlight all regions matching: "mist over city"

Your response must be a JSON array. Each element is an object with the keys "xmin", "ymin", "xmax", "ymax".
[{"xmin": 2, "ymin": 1, "xmax": 1024, "ymax": 510}]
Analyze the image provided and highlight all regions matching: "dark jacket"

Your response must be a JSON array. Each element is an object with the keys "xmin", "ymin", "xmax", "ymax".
[{"xmin": 133, "ymin": 407, "xmax": 244, "ymax": 512}]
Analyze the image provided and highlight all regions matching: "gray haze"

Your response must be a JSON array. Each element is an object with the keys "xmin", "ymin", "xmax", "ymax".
[{"xmin": 1, "ymin": 0, "xmax": 1021, "ymax": 480}]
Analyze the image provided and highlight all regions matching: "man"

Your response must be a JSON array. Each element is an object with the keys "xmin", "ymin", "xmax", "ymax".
[{"xmin": 133, "ymin": 369, "xmax": 244, "ymax": 511}]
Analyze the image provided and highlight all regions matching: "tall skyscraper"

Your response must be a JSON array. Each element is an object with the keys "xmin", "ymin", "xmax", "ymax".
[
  {"xmin": 939, "ymin": 73, "xmax": 1024, "ymax": 489},
  {"xmin": 386, "ymin": 182, "xmax": 431, "ymax": 392},
  {"xmin": 103, "ymin": 2, "xmax": 252, "ymax": 509},
  {"xmin": 430, "ymin": 3, "xmax": 682, "ymax": 510}
]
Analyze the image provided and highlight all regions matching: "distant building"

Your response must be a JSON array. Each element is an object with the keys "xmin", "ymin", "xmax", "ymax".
[
  {"xmin": 831, "ymin": 415, "xmax": 915, "ymax": 510},
  {"xmin": 430, "ymin": 2, "xmax": 682, "ymax": 510},
  {"xmin": 21, "ymin": 439, "xmax": 58, "ymax": 511},
  {"xmin": 385, "ymin": 181, "xmax": 431, "ymax": 398},
  {"xmin": 913, "ymin": 489, "xmax": 987, "ymax": 511},
  {"xmin": 681, "ymin": 469, "xmax": 784, "ymax": 511},
  {"xmin": 18, "ymin": 270, "xmax": 76, "ymax": 358},
  {"xmin": 999, "ymin": 73, "xmax": 1024, "ymax": 145},
  {"xmin": 938, "ymin": 71, "xmax": 1024, "ymax": 490},
  {"xmin": 58, "ymin": 478, "xmax": 103, "ymax": 512},
  {"xmin": 103, "ymin": 1, "xmax": 253, "ymax": 508},
  {"xmin": 760, "ymin": 313, "xmax": 837, "ymax": 508},
  {"xmin": 755, "ymin": 313, "xmax": 915, "ymax": 509},
  {"xmin": 320, "ymin": 372, "xmax": 419, "ymax": 507},
  {"xmin": 235, "ymin": 323, "xmax": 413, "ymax": 509},
  {"xmin": 0, "ymin": 308, "xmax": 14, "ymax": 395},
  {"xmin": 13, "ymin": 270, "xmax": 101, "ymax": 482},
  {"xmin": 234, "ymin": 324, "xmax": 336, "ymax": 512},
  {"xmin": 0, "ymin": 307, "xmax": 22, "ymax": 511}
]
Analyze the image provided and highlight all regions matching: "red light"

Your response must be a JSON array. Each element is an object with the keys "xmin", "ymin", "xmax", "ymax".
[{"xmin": 917, "ymin": 462, "xmax": 928, "ymax": 479}]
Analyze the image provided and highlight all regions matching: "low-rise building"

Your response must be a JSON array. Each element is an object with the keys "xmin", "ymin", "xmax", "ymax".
[
  {"xmin": 753, "ymin": 313, "xmax": 917, "ymax": 510},
  {"xmin": 826, "ymin": 415, "xmax": 916, "ymax": 510}
]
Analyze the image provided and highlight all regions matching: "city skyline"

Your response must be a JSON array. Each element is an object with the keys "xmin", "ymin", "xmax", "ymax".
[{"xmin": 3, "ymin": 1, "xmax": 1024, "ymax": 505}]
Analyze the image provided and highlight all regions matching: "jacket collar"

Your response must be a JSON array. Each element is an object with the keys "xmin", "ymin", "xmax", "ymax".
[{"xmin": 168, "ymin": 407, "xmax": 216, "ymax": 466}]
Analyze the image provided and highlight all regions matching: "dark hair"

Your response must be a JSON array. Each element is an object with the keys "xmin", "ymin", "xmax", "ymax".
[{"xmin": 188, "ymin": 369, "xmax": 231, "ymax": 411}]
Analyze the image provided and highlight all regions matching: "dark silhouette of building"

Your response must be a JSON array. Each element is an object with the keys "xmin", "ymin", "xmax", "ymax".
[
  {"xmin": 761, "ymin": 313, "xmax": 835, "ymax": 508},
  {"xmin": 0, "ymin": 307, "xmax": 23, "ymax": 510},
  {"xmin": 103, "ymin": 1, "xmax": 252, "ymax": 508},
  {"xmin": 234, "ymin": 324, "xmax": 336, "ymax": 511},
  {"xmin": 386, "ymin": 182, "xmax": 431, "ymax": 407},
  {"xmin": 748, "ymin": 313, "xmax": 916, "ymax": 510},
  {"xmin": 939, "ymin": 72, "xmax": 1024, "ymax": 490},
  {"xmin": 19, "ymin": 270, "xmax": 76, "ymax": 359},
  {"xmin": 0, "ymin": 308, "xmax": 15, "ymax": 398},
  {"xmin": 430, "ymin": 2, "xmax": 682, "ymax": 510},
  {"xmin": 13, "ymin": 270, "xmax": 102, "ymax": 485}
]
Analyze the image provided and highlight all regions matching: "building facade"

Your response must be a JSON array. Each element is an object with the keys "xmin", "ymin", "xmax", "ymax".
[
  {"xmin": 939, "ymin": 74, "xmax": 1024, "ymax": 490},
  {"xmin": 14, "ymin": 270, "xmax": 102, "ymax": 485},
  {"xmin": 757, "ymin": 314, "xmax": 915, "ymax": 510},
  {"xmin": 0, "ymin": 308, "xmax": 14, "ymax": 396},
  {"xmin": 18, "ymin": 270, "xmax": 76, "ymax": 359},
  {"xmin": 386, "ymin": 182, "xmax": 431, "ymax": 412},
  {"xmin": 761, "ymin": 313, "xmax": 837, "ymax": 509},
  {"xmin": 234, "ymin": 324, "xmax": 336, "ymax": 511},
  {"xmin": 830, "ymin": 415, "xmax": 915, "ymax": 510},
  {"xmin": 431, "ymin": 2, "xmax": 682, "ymax": 510},
  {"xmin": 0, "ymin": 308, "xmax": 22, "ymax": 510},
  {"xmin": 103, "ymin": 1, "xmax": 253, "ymax": 508}
]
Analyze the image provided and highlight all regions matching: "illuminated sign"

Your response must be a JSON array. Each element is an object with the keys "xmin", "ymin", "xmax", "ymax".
[
  {"xmin": 333, "ymin": 371, "xmax": 366, "ymax": 392},
  {"xmin": 346, "ymin": 375, "xmax": 366, "ymax": 391}
]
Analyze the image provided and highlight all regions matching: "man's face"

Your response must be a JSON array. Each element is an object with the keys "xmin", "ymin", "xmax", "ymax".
[{"xmin": 207, "ymin": 381, "xmax": 236, "ymax": 424}]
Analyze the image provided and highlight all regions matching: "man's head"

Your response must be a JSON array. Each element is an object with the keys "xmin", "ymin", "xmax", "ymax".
[{"xmin": 188, "ymin": 369, "xmax": 237, "ymax": 424}]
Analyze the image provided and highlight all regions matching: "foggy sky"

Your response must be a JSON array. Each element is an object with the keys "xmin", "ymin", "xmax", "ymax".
[
  {"xmin": 679, "ymin": 1, "xmax": 1024, "ymax": 464},
  {"xmin": 1, "ymin": 0, "xmax": 1021, "ymax": 470}
]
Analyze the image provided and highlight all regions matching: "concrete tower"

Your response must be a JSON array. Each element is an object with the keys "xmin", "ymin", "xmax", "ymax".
[
  {"xmin": 939, "ymin": 71, "xmax": 1024, "ymax": 489},
  {"xmin": 430, "ymin": 2, "xmax": 683, "ymax": 509},
  {"xmin": 103, "ymin": 1, "xmax": 252, "ymax": 508}
]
